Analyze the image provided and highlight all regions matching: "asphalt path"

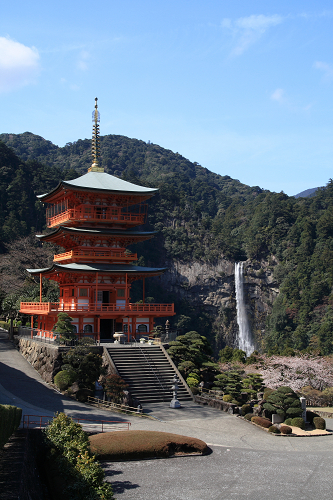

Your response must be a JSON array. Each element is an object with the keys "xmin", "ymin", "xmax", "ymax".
[{"xmin": 1, "ymin": 331, "xmax": 333, "ymax": 499}]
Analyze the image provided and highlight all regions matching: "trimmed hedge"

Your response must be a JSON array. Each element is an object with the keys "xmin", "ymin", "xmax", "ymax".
[
  {"xmin": 244, "ymin": 413, "xmax": 254, "ymax": 421},
  {"xmin": 251, "ymin": 416, "xmax": 271, "ymax": 428},
  {"xmin": 223, "ymin": 395, "xmax": 233, "ymax": 403},
  {"xmin": 284, "ymin": 418, "xmax": 293, "ymax": 426},
  {"xmin": 291, "ymin": 417, "xmax": 305, "ymax": 429},
  {"xmin": 280, "ymin": 425, "xmax": 292, "ymax": 435},
  {"xmin": 313, "ymin": 417, "xmax": 326, "ymax": 430},
  {"xmin": 54, "ymin": 370, "xmax": 77, "ymax": 391},
  {"xmin": 89, "ymin": 430, "xmax": 209, "ymax": 460},
  {"xmin": 0, "ymin": 404, "xmax": 22, "ymax": 448},
  {"xmin": 268, "ymin": 425, "xmax": 280, "ymax": 434},
  {"xmin": 242, "ymin": 404, "xmax": 252, "ymax": 416}
]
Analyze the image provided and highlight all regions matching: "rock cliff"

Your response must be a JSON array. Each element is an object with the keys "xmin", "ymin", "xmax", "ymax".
[{"xmin": 160, "ymin": 257, "xmax": 280, "ymax": 353}]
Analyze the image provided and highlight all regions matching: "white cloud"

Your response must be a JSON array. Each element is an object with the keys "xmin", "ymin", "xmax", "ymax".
[
  {"xmin": 0, "ymin": 36, "xmax": 40, "ymax": 92},
  {"xmin": 222, "ymin": 14, "xmax": 283, "ymax": 56},
  {"xmin": 271, "ymin": 88, "xmax": 285, "ymax": 103},
  {"xmin": 77, "ymin": 50, "xmax": 90, "ymax": 71},
  {"xmin": 314, "ymin": 61, "xmax": 333, "ymax": 82}
]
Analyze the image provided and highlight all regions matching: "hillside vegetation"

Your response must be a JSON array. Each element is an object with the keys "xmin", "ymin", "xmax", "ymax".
[{"xmin": 1, "ymin": 132, "xmax": 333, "ymax": 355}]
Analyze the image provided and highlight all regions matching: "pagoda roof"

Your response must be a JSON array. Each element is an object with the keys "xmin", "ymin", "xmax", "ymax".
[
  {"xmin": 36, "ymin": 226, "xmax": 157, "ymax": 241},
  {"xmin": 37, "ymin": 171, "xmax": 158, "ymax": 201},
  {"xmin": 27, "ymin": 263, "xmax": 167, "ymax": 276}
]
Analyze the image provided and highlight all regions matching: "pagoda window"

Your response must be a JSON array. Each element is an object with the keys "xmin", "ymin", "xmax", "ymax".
[
  {"xmin": 79, "ymin": 288, "xmax": 88, "ymax": 297},
  {"xmin": 117, "ymin": 289, "xmax": 125, "ymax": 297},
  {"xmin": 123, "ymin": 324, "xmax": 128, "ymax": 333},
  {"xmin": 138, "ymin": 324, "xmax": 147, "ymax": 333},
  {"xmin": 84, "ymin": 324, "xmax": 93, "ymax": 333}
]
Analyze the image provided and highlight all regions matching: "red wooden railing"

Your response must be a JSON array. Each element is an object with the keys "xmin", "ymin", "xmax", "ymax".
[
  {"xmin": 53, "ymin": 249, "xmax": 137, "ymax": 263},
  {"xmin": 47, "ymin": 208, "xmax": 145, "ymax": 228},
  {"xmin": 20, "ymin": 302, "xmax": 174, "ymax": 314}
]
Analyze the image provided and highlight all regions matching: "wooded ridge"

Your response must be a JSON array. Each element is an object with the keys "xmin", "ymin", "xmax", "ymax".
[{"xmin": 1, "ymin": 132, "xmax": 333, "ymax": 355}]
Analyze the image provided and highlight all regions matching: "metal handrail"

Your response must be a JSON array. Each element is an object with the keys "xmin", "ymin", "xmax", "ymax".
[
  {"xmin": 138, "ymin": 344, "xmax": 170, "ymax": 401},
  {"xmin": 22, "ymin": 414, "xmax": 131, "ymax": 432},
  {"xmin": 87, "ymin": 397, "xmax": 145, "ymax": 414}
]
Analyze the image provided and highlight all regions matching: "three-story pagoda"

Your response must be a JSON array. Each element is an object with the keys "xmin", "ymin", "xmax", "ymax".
[{"xmin": 20, "ymin": 99, "xmax": 175, "ymax": 340}]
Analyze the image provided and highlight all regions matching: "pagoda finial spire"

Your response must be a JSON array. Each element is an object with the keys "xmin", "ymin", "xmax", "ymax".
[{"xmin": 88, "ymin": 97, "xmax": 104, "ymax": 173}]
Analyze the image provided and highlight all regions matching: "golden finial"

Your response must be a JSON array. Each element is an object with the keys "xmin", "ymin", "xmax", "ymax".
[{"xmin": 88, "ymin": 97, "xmax": 104, "ymax": 172}]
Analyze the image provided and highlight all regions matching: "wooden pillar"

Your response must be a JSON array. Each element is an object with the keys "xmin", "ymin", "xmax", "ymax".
[
  {"xmin": 97, "ymin": 316, "xmax": 100, "ymax": 345},
  {"xmin": 95, "ymin": 272, "xmax": 98, "ymax": 311},
  {"xmin": 30, "ymin": 315, "xmax": 34, "ymax": 338},
  {"xmin": 79, "ymin": 316, "xmax": 83, "ymax": 337},
  {"xmin": 132, "ymin": 316, "xmax": 137, "ymax": 338},
  {"xmin": 40, "ymin": 273, "xmax": 42, "ymax": 303},
  {"xmin": 149, "ymin": 317, "xmax": 154, "ymax": 334}
]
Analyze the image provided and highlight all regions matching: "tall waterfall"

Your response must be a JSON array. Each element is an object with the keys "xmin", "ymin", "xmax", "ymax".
[{"xmin": 235, "ymin": 262, "xmax": 254, "ymax": 356}]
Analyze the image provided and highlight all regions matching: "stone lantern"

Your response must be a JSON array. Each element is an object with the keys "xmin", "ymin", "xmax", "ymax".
[{"xmin": 170, "ymin": 374, "xmax": 181, "ymax": 408}]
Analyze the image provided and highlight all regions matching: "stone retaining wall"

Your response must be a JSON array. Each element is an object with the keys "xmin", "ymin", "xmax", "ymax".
[
  {"xmin": 17, "ymin": 339, "xmax": 64, "ymax": 383},
  {"xmin": 194, "ymin": 394, "xmax": 237, "ymax": 413}
]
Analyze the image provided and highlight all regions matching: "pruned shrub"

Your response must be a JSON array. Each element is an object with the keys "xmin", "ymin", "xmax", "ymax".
[
  {"xmin": 280, "ymin": 425, "xmax": 292, "ymax": 434},
  {"xmin": 244, "ymin": 413, "xmax": 254, "ymax": 421},
  {"xmin": 89, "ymin": 430, "xmax": 208, "ymax": 460},
  {"xmin": 251, "ymin": 416, "xmax": 271, "ymax": 428},
  {"xmin": 313, "ymin": 417, "xmax": 326, "ymax": 430},
  {"xmin": 223, "ymin": 394, "xmax": 233, "ymax": 402},
  {"xmin": 44, "ymin": 413, "xmax": 113, "ymax": 499},
  {"xmin": 54, "ymin": 370, "xmax": 77, "ymax": 391},
  {"xmin": 0, "ymin": 405, "xmax": 22, "ymax": 448},
  {"xmin": 187, "ymin": 376, "xmax": 199, "ymax": 388},
  {"xmin": 291, "ymin": 417, "xmax": 305, "ymax": 429},
  {"xmin": 284, "ymin": 418, "xmax": 293, "ymax": 426},
  {"xmin": 268, "ymin": 425, "xmax": 280, "ymax": 434},
  {"xmin": 242, "ymin": 404, "xmax": 252, "ymax": 416},
  {"xmin": 191, "ymin": 387, "xmax": 199, "ymax": 395},
  {"xmin": 76, "ymin": 388, "xmax": 93, "ymax": 402}
]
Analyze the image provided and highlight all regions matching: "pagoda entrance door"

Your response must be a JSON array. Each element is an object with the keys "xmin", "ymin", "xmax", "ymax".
[{"xmin": 100, "ymin": 319, "xmax": 114, "ymax": 340}]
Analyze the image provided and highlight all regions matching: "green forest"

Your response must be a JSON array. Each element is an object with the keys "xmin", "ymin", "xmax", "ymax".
[{"xmin": 1, "ymin": 132, "xmax": 333, "ymax": 355}]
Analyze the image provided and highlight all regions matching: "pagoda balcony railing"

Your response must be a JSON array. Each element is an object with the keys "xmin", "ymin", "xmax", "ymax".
[
  {"xmin": 46, "ymin": 208, "xmax": 146, "ymax": 228},
  {"xmin": 20, "ymin": 302, "xmax": 175, "ymax": 315},
  {"xmin": 53, "ymin": 249, "xmax": 137, "ymax": 263}
]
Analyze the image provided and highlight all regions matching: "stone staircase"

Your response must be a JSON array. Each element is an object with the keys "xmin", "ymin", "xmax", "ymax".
[{"xmin": 106, "ymin": 345, "xmax": 193, "ymax": 404}]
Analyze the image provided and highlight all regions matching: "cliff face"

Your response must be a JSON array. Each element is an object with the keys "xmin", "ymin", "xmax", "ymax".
[{"xmin": 160, "ymin": 258, "xmax": 280, "ymax": 353}]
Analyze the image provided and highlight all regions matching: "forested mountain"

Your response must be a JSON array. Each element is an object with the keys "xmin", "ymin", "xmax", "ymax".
[{"xmin": 1, "ymin": 132, "xmax": 333, "ymax": 356}]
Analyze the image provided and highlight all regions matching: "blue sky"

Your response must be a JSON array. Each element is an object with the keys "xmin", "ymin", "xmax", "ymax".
[{"xmin": 0, "ymin": 1, "xmax": 332, "ymax": 195}]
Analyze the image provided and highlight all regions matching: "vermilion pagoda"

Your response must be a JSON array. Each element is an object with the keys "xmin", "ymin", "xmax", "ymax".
[{"xmin": 20, "ymin": 99, "xmax": 175, "ymax": 341}]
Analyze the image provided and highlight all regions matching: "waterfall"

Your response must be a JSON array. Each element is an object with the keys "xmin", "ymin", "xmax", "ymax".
[{"xmin": 235, "ymin": 262, "xmax": 254, "ymax": 356}]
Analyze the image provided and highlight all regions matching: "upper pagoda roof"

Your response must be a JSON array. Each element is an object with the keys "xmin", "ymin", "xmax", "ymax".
[
  {"xmin": 37, "ymin": 171, "xmax": 158, "ymax": 201},
  {"xmin": 36, "ymin": 226, "xmax": 157, "ymax": 240},
  {"xmin": 27, "ymin": 263, "xmax": 167, "ymax": 276}
]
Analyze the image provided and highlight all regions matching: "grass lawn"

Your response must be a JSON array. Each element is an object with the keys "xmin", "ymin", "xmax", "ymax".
[
  {"xmin": 89, "ymin": 430, "xmax": 209, "ymax": 460},
  {"xmin": 307, "ymin": 407, "xmax": 333, "ymax": 414}
]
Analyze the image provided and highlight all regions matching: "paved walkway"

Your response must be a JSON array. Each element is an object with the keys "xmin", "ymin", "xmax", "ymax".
[{"xmin": 1, "ymin": 332, "xmax": 333, "ymax": 499}]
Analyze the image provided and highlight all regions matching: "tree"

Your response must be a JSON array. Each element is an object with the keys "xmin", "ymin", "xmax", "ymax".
[
  {"xmin": 263, "ymin": 386, "xmax": 302, "ymax": 420},
  {"xmin": 61, "ymin": 346, "xmax": 105, "ymax": 389},
  {"xmin": 53, "ymin": 312, "xmax": 76, "ymax": 343},
  {"xmin": 104, "ymin": 374, "xmax": 128, "ymax": 403}
]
